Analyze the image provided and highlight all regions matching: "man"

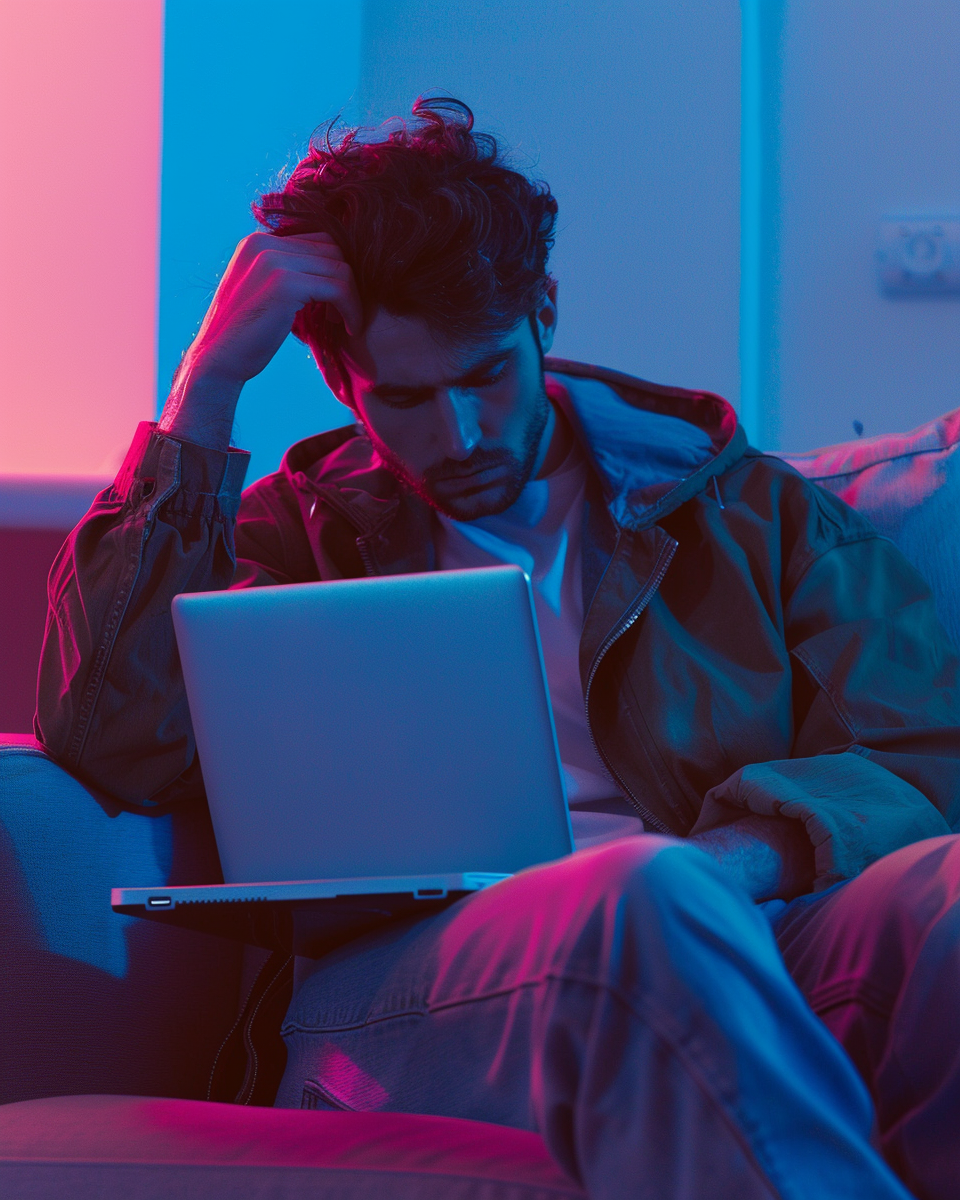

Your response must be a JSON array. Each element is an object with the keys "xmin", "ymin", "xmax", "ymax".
[{"xmin": 38, "ymin": 98, "xmax": 960, "ymax": 1198}]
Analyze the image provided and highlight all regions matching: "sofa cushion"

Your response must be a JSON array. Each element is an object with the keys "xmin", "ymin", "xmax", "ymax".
[
  {"xmin": 0, "ymin": 743, "xmax": 244, "ymax": 1104},
  {"xmin": 0, "ymin": 1094, "xmax": 586, "ymax": 1199},
  {"xmin": 780, "ymin": 407, "xmax": 960, "ymax": 648}
]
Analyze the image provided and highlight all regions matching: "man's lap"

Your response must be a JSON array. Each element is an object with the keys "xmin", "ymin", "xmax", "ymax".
[
  {"xmin": 278, "ymin": 834, "xmax": 960, "ymax": 1120},
  {"xmin": 277, "ymin": 833, "xmax": 914, "ymax": 1197},
  {"xmin": 277, "ymin": 836, "xmax": 691, "ymax": 1116},
  {"xmin": 277, "ymin": 834, "xmax": 850, "ymax": 1121}
]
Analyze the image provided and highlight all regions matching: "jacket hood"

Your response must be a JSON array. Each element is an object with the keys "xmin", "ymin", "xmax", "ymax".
[
  {"xmin": 277, "ymin": 358, "xmax": 748, "ymax": 535},
  {"xmin": 543, "ymin": 359, "xmax": 746, "ymax": 530}
]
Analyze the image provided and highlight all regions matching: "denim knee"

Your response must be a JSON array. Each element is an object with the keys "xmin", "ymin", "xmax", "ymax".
[{"xmin": 550, "ymin": 836, "xmax": 762, "ymax": 992}]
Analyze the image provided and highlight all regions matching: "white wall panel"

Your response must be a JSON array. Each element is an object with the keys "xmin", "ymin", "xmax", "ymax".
[{"xmin": 776, "ymin": 0, "xmax": 960, "ymax": 450}]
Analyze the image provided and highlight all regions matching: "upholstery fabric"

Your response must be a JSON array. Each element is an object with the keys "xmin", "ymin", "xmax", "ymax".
[
  {"xmin": 781, "ymin": 407, "xmax": 960, "ymax": 647},
  {"xmin": 0, "ymin": 743, "xmax": 244, "ymax": 1104},
  {"xmin": 0, "ymin": 1094, "xmax": 587, "ymax": 1199}
]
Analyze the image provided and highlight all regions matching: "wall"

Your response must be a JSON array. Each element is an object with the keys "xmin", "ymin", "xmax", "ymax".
[
  {"xmin": 775, "ymin": 0, "xmax": 960, "ymax": 450},
  {"xmin": 360, "ymin": 0, "xmax": 960, "ymax": 453},
  {"xmin": 3, "ymin": 2, "xmax": 957, "ymax": 472},
  {"xmin": 158, "ymin": 0, "xmax": 361, "ymax": 485},
  {"xmin": 0, "ymin": 0, "xmax": 163, "ymax": 477},
  {"xmin": 359, "ymin": 0, "xmax": 742, "ymax": 411}
]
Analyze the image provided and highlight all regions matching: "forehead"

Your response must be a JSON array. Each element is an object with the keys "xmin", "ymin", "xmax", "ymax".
[{"xmin": 342, "ymin": 309, "xmax": 521, "ymax": 389}]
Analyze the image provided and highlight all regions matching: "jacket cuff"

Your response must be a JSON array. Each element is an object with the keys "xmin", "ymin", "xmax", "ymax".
[
  {"xmin": 114, "ymin": 422, "xmax": 250, "ymax": 517},
  {"xmin": 691, "ymin": 753, "xmax": 952, "ymax": 890}
]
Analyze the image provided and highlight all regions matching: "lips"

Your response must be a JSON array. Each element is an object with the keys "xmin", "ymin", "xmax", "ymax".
[{"xmin": 433, "ymin": 460, "xmax": 510, "ymax": 485}]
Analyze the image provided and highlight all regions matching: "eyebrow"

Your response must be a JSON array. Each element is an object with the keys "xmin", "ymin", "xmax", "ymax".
[{"xmin": 368, "ymin": 349, "xmax": 512, "ymax": 399}]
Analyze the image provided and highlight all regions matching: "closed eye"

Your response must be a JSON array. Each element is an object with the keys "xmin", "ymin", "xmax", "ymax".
[
  {"xmin": 369, "ymin": 353, "xmax": 512, "ymax": 407},
  {"xmin": 376, "ymin": 388, "xmax": 433, "ymax": 408},
  {"xmin": 458, "ymin": 357, "xmax": 512, "ymax": 390},
  {"xmin": 462, "ymin": 369, "xmax": 505, "ymax": 388}
]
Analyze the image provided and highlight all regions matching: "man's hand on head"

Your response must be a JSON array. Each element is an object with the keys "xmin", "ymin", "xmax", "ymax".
[
  {"xmin": 689, "ymin": 814, "xmax": 816, "ymax": 902},
  {"xmin": 158, "ymin": 231, "xmax": 362, "ymax": 451}
]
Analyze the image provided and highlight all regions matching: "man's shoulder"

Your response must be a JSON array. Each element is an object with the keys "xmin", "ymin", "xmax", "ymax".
[{"xmin": 718, "ymin": 447, "xmax": 885, "ymax": 573}]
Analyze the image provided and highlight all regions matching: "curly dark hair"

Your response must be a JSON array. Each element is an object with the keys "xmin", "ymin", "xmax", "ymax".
[{"xmin": 252, "ymin": 96, "xmax": 558, "ymax": 360}]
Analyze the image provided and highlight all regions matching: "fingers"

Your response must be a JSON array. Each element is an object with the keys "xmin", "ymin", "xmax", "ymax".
[
  {"xmin": 288, "ymin": 230, "xmax": 340, "ymax": 245},
  {"xmin": 269, "ymin": 232, "xmax": 346, "ymax": 260},
  {"xmin": 253, "ymin": 250, "xmax": 351, "ymax": 279},
  {"xmin": 252, "ymin": 252, "xmax": 363, "ymax": 336},
  {"xmin": 235, "ymin": 230, "xmax": 346, "ymax": 269},
  {"xmin": 228, "ymin": 232, "xmax": 363, "ymax": 336}
]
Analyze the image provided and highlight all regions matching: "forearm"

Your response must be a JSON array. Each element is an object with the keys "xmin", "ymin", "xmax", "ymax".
[{"xmin": 689, "ymin": 813, "xmax": 815, "ymax": 902}]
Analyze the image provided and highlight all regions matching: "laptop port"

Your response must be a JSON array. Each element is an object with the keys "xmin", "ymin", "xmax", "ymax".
[
  {"xmin": 414, "ymin": 887, "xmax": 447, "ymax": 899},
  {"xmin": 147, "ymin": 896, "xmax": 173, "ymax": 908}
]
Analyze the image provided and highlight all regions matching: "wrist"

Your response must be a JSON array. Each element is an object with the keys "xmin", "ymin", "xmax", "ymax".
[
  {"xmin": 690, "ymin": 815, "xmax": 814, "ymax": 902},
  {"xmin": 158, "ymin": 356, "xmax": 244, "ymax": 451}
]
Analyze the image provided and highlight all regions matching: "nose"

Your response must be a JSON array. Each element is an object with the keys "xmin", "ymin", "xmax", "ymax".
[{"xmin": 436, "ymin": 389, "xmax": 482, "ymax": 461}]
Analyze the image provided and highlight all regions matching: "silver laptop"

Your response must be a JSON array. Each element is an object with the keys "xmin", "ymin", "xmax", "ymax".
[{"xmin": 113, "ymin": 566, "xmax": 574, "ymax": 955}]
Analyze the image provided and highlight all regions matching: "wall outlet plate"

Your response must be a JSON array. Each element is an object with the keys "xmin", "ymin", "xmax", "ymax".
[{"xmin": 877, "ymin": 217, "xmax": 960, "ymax": 296}]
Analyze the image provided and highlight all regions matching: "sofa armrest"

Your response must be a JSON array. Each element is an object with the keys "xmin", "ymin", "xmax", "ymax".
[{"xmin": 0, "ymin": 742, "xmax": 244, "ymax": 1104}]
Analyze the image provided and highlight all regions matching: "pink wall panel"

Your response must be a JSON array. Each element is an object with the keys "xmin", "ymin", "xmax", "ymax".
[{"xmin": 0, "ymin": 0, "xmax": 163, "ymax": 477}]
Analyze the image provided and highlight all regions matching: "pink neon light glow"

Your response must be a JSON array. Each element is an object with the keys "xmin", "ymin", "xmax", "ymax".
[{"xmin": 0, "ymin": 0, "xmax": 163, "ymax": 477}]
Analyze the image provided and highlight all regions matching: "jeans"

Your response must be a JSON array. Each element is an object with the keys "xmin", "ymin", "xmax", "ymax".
[
  {"xmin": 775, "ymin": 834, "xmax": 960, "ymax": 1199},
  {"xmin": 276, "ymin": 836, "xmax": 922, "ymax": 1199}
]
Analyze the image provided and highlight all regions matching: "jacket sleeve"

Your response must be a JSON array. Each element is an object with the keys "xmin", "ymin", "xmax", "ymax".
[
  {"xmin": 693, "ymin": 524, "xmax": 959, "ymax": 889},
  {"xmin": 35, "ymin": 421, "xmax": 273, "ymax": 809}
]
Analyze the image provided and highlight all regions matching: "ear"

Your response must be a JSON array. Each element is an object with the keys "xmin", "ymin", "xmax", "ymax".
[{"xmin": 533, "ymin": 279, "xmax": 559, "ymax": 357}]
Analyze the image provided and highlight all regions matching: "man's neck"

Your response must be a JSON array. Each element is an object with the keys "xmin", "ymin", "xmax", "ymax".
[{"xmin": 533, "ymin": 401, "xmax": 575, "ymax": 480}]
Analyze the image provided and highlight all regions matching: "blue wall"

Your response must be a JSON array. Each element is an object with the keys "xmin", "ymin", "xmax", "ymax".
[
  {"xmin": 359, "ymin": 0, "xmax": 742, "ymax": 420},
  {"xmin": 159, "ymin": 0, "xmax": 360, "ymax": 483}
]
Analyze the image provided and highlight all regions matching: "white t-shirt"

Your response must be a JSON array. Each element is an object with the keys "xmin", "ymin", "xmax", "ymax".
[{"xmin": 434, "ymin": 407, "xmax": 645, "ymax": 850}]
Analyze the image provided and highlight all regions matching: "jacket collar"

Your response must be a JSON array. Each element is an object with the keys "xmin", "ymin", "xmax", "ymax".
[{"xmin": 277, "ymin": 358, "xmax": 747, "ymax": 549}]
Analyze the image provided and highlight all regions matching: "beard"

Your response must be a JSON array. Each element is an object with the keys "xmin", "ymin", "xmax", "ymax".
[{"xmin": 368, "ymin": 377, "xmax": 551, "ymax": 522}]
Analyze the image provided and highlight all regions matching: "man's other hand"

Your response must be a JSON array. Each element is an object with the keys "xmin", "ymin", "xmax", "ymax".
[{"xmin": 158, "ymin": 232, "xmax": 362, "ymax": 450}]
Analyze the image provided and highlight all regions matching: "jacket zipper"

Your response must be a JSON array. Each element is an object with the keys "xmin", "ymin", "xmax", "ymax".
[
  {"xmin": 583, "ymin": 536, "xmax": 678, "ymax": 833},
  {"xmin": 355, "ymin": 536, "xmax": 378, "ymax": 577},
  {"xmin": 303, "ymin": 482, "xmax": 391, "ymax": 579}
]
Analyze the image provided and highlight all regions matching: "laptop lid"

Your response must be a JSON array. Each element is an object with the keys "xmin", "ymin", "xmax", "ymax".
[{"xmin": 172, "ymin": 565, "xmax": 573, "ymax": 884}]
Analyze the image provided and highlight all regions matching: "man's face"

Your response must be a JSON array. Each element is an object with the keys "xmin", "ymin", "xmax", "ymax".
[{"xmin": 320, "ymin": 295, "xmax": 558, "ymax": 522}]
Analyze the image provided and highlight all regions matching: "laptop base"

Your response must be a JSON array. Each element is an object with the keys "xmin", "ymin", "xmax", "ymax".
[{"xmin": 112, "ymin": 873, "xmax": 510, "ymax": 957}]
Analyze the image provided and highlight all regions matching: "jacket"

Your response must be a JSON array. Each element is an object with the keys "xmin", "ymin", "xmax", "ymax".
[{"xmin": 36, "ymin": 358, "xmax": 960, "ymax": 889}]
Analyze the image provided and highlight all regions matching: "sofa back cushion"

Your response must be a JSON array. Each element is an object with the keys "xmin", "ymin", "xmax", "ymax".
[{"xmin": 780, "ymin": 408, "xmax": 960, "ymax": 648}]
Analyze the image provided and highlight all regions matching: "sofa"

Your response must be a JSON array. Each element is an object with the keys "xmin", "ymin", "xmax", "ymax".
[{"xmin": 3, "ymin": 406, "xmax": 960, "ymax": 1196}]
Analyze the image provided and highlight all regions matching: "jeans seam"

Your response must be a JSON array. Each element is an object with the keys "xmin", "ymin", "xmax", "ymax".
[
  {"xmin": 283, "ymin": 968, "xmax": 630, "ymax": 1033},
  {"xmin": 803, "ymin": 975, "xmax": 897, "ymax": 1019}
]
